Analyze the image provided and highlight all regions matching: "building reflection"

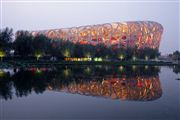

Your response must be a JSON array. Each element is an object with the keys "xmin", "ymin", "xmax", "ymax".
[
  {"xmin": 0, "ymin": 66, "xmax": 162, "ymax": 101},
  {"xmin": 48, "ymin": 76, "xmax": 162, "ymax": 101}
]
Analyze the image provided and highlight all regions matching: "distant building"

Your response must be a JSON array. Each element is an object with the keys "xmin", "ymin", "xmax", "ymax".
[{"xmin": 16, "ymin": 21, "xmax": 163, "ymax": 49}]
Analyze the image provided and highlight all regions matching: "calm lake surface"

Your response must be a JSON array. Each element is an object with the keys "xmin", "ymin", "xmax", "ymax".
[{"xmin": 0, "ymin": 65, "xmax": 179, "ymax": 120}]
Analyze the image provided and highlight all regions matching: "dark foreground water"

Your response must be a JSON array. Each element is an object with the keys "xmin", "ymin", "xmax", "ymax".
[{"xmin": 0, "ymin": 65, "xmax": 179, "ymax": 120}]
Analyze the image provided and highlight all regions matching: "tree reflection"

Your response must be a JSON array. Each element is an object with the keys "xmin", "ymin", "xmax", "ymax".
[
  {"xmin": 0, "ymin": 71, "xmax": 13, "ymax": 100},
  {"xmin": 0, "ymin": 66, "xmax": 162, "ymax": 101},
  {"xmin": 172, "ymin": 65, "xmax": 180, "ymax": 74}
]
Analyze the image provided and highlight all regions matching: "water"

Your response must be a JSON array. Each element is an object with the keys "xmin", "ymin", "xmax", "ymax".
[{"xmin": 0, "ymin": 65, "xmax": 179, "ymax": 120}]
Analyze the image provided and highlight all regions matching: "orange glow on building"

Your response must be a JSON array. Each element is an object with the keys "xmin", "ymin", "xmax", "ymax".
[{"xmin": 26, "ymin": 21, "xmax": 163, "ymax": 49}]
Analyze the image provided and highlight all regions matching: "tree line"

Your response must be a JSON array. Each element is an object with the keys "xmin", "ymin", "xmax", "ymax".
[
  {"xmin": 168, "ymin": 51, "xmax": 180, "ymax": 61},
  {"xmin": 0, "ymin": 27, "xmax": 161, "ymax": 61}
]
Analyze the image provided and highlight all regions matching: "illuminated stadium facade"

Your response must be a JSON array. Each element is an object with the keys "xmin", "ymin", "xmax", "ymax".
[{"xmin": 29, "ymin": 21, "xmax": 163, "ymax": 49}]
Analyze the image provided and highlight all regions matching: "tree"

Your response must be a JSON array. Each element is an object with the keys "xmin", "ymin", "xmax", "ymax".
[
  {"xmin": 172, "ymin": 51, "xmax": 180, "ymax": 61},
  {"xmin": 32, "ymin": 34, "xmax": 51, "ymax": 57},
  {"xmin": 49, "ymin": 39, "xmax": 63, "ymax": 58},
  {"xmin": 95, "ymin": 43, "xmax": 109, "ymax": 58},
  {"xmin": 137, "ymin": 47, "xmax": 160, "ymax": 60},
  {"xmin": 82, "ymin": 44, "xmax": 95, "ymax": 58},
  {"xmin": 115, "ymin": 47, "xmax": 126, "ymax": 60},
  {"xmin": 14, "ymin": 31, "xmax": 34, "ymax": 57},
  {"xmin": 126, "ymin": 47, "xmax": 134, "ymax": 60},
  {"xmin": 0, "ymin": 27, "xmax": 13, "ymax": 55},
  {"xmin": 61, "ymin": 40, "xmax": 74, "ymax": 58},
  {"xmin": 0, "ymin": 27, "xmax": 13, "ymax": 48},
  {"xmin": 72, "ymin": 43, "xmax": 83, "ymax": 58}
]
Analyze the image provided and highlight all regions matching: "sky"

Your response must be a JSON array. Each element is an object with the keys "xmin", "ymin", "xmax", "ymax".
[{"xmin": 0, "ymin": 0, "xmax": 179, "ymax": 54}]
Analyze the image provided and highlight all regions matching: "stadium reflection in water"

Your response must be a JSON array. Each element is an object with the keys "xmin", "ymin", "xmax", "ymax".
[{"xmin": 0, "ymin": 65, "xmax": 162, "ymax": 101}]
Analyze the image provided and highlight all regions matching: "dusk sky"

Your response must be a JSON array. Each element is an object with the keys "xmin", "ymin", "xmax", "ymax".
[{"xmin": 0, "ymin": 0, "xmax": 179, "ymax": 54}]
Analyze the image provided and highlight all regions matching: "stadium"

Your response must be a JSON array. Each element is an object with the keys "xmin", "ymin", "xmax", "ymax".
[{"xmin": 29, "ymin": 21, "xmax": 163, "ymax": 49}]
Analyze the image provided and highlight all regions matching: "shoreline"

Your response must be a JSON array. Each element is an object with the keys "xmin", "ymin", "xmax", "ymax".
[{"xmin": 0, "ymin": 60, "xmax": 179, "ymax": 68}]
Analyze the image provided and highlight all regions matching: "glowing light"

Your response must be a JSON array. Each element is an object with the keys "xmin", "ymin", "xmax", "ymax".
[
  {"xmin": 36, "ymin": 68, "xmax": 42, "ymax": 73},
  {"xmin": 132, "ymin": 56, "xmax": 136, "ymax": 61},
  {"xmin": 85, "ymin": 52, "xmax": 91, "ymax": 58},
  {"xmin": 119, "ymin": 54, "xmax": 124, "ymax": 60},
  {"xmin": 63, "ymin": 69, "xmax": 71, "ymax": 77},
  {"xmin": 35, "ymin": 51, "xmax": 43, "ymax": 61},
  {"xmin": 94, "ymin": 58, "xmax": 98, "ymax": 61},
  {"xmin": 132, "ymin": 65, "xmax": 136, "ymax": 70},
  {"xmin": 94, "ymin": 57, "xmax": 103, "ymax": 62},
  {"xmin": 145, "ymin": 56, "xmax": 149, "ymax": 61},
  {"xmin": 0, "ymin": 51, "xmax": 6, "ymax": 61},
  {"xmin": 0, "ymin": 70, "xmax": 5, "ymax": 77},
  {"xmin": 145, "ymin": 65, "xmax": 149, "ymax": 70},
  {"xmin": 63, "ymin": 49, "xmax": 70, "ymax": 57},
  {"xmin": 65, "ymin": 57, "xmax": 92, "ymax": 61},
  {"xmin": 84, "ymin": 67, "xmax": 91, "ymax": 74},
  {"xmin": 119, "ymin": 66, "xmax": 124, "ymax": 71}
]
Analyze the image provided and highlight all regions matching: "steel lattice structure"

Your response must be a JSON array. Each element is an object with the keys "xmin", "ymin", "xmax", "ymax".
[{"xmin": 28, "ymin": 21, "xmax": 163, "ymax": 49}]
